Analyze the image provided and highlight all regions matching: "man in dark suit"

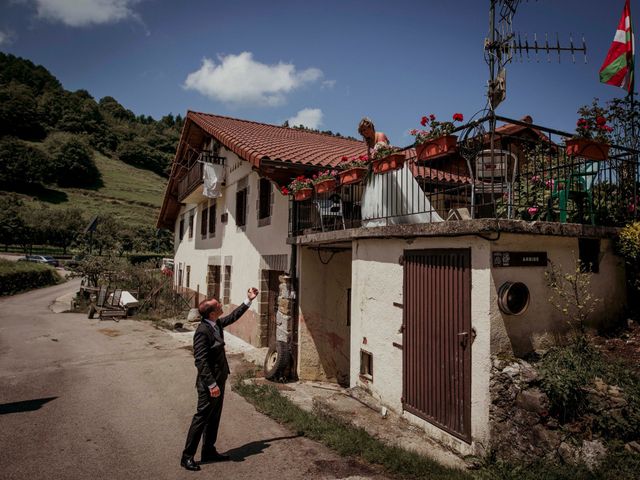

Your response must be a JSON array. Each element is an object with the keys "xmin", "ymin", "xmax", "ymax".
[{"xmin": 181, "ymin": 287, "xmax": 259, "ymax": 471}]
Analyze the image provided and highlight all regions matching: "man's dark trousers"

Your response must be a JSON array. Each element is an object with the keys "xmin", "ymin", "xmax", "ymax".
[{"xmin": 183, "ymin": 380, "xmax": 226, "ymax": 457}]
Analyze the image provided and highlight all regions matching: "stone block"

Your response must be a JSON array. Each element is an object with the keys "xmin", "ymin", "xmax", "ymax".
[
  {"xmin": 581, "ymin": 440, "xmax": 606, "ymax": 471},
  {"xmin": 515, "ymin": 388, "xmax": 549, "ymax": 415},
  {"xmin": 532, "ymin": 424, "xmax": 561, "ymax": 450},
  {"xmin": 187, "ymin": 308, "xmax": 201, "ymax": 322}
]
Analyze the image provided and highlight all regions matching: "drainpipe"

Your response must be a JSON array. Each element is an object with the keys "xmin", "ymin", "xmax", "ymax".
[{"xmin": 288, "ymin": 200, "xmax": 299, "ymax": 380}]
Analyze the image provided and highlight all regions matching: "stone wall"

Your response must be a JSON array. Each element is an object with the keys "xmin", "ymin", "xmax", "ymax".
[{"xmin": 489, "ymin": 355, "xmax": 634, "ymax": 469}]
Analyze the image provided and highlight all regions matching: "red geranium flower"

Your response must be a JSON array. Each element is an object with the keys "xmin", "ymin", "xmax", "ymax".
[
  {"xmin": 280, "ymin": 187, "xmax": 290, "ymax": 195},
  {"xmin": 420, "ymin": 116, "xmax": 428, "ymax": 127},
  {"xmin": 429, "ymin": 114, "xmax": 436, "ymax": 121},
  {"xmin": 596, "ymin": 116, "xmax": 607, "ymax": 126},
  {"xmin": 341, "ymin": 156, "xmax": 348, "ymax": 162},
  {"xmin": 453, "ymin": 113, "xmax": 464, "ymax": 122}
]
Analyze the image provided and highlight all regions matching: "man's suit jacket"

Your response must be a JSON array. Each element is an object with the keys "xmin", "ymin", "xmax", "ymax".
[{"xmin": 193, "ymin": 303, "xmax": 249, "ymax": 389}]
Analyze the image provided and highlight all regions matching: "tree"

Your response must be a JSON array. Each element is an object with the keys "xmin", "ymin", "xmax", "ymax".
[
  {"xmin": 57, "ymin": 90, "xmax": 104, "ymax": 134},
  {"xmin": 0, "ymin": 137, "xmax": 52, "ymax": 188},
  {"xmin": 48, "ymin": 136, "xmax": 101, "ymax": 188},
  {"xmin": 0, "ymin": 195, "xmax": 27, "ymax": 250},
  {"xmin": 0, "ymin": 82, "xmax": 46, "ymax": 139},
  {"xmin": 98, "ymin": 96, "xmax": 135, "ymax": 121},
  {"xmin": 45, "ymin": 208, "xmax": 86, "ymax": 254}
]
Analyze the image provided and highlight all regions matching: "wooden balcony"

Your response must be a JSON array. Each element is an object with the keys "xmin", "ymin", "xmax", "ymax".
[{"xmin": 177, "ymin": 154, "xmax": 226, "ymax": 203}]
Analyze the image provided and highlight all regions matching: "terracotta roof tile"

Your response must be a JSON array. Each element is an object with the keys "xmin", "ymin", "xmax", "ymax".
[
  {"xmin": 403, "ymin": 148, "xmax": 474, "ymax": 184},
  {"xmin": 188, "ymin": 111, "xmax": 367, "ymax": 167}
]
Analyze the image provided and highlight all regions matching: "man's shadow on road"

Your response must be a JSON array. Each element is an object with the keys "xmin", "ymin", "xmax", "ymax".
[{"xmin": 223, "ymin": 435, "xmax": 301, "ymax": 462}]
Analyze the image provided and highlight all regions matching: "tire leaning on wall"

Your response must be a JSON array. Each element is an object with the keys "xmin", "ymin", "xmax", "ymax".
[{"xmin": 263, "ymin": 341, "xmax": 291, "ymax": 381}]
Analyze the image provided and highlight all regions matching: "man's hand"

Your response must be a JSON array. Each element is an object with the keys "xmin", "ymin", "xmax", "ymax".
[
  {"xmin": 209, "ymin": 385, "xmax": 221, "ymax": 398},
  {"xmin": 247, "ymin": 287, "xmax": 259, "ymax": 300}
]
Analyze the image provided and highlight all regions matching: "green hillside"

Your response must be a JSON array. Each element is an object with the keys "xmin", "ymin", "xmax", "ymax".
[
  {"xmin": 1, "ymin": 151, "xmax": 166, "ymax": 228},
  {"xmin": 0, "ymin": 52, "xmax": 180, "ymax": 232}
]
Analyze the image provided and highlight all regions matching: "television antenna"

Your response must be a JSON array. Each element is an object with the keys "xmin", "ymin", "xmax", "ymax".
[{"xmin": 485, "ymin": 0, "xmax": 588, "ymax": 111}]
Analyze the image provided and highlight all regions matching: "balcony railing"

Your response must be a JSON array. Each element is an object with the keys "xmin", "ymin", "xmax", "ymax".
[
  {"xmin": 290, "ymin": 116, "xmax": 640, "ymax": 236},
  {"xmin": 177, "ymin": 153, "xmax": 226, "ymax": 202}
]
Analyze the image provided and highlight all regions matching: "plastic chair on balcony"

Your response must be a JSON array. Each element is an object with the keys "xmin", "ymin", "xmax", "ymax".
[
  {"xmin": 314, "ymin": 194, "xmax": 346, "ymax": 232},
  {"xmin": 552, "ymin": 161, "xmax": 599, "ymax": 224}
]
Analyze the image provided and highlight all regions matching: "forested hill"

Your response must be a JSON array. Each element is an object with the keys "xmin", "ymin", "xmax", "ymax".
[
  {"xmin": 0, "ymin": 52, "xmax": 182, "ymax": 240},
  {"xmin": 0, "ymin": 52, "xmax": 182, "ymax": 181}
]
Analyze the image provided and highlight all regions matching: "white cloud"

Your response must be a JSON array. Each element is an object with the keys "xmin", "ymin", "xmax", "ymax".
[
  {"xmin": 31, "ymin": 0, "xmax": 140, "ymax": 27},
  {"xmin": 183, "ymin": 52, "xmax": 323, "ymax": 107},
  {"xmin": 321, "ymin": 79, "xmax": 336, "ymax": 89},
  {"xmin": 0, "ymin": 31, "xmax": 9, "ymax": 45},
  {"xmin": 288, "ymin": 108, "xmax": 323, "ymax": 129}
]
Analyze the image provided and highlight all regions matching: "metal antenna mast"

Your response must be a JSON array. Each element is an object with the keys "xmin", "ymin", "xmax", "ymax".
[
  {"xmin": 481, "ymin": 0, "xmax": 588, "ymax": 216},
  {"xmin": 484, "ymin": 0, "xmax": 588, "ymax": 113}
]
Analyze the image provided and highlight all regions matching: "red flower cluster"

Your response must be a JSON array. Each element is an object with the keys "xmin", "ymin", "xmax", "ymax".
[
  {"xmin": 280, "ymin": 186, "xmax": 290, "ymax": 195},
  {"xmin": 453, "ymin": 113, "xmax": 464, "ymax": 122},
  {"xmin": 338, "ymin": 154, "xmax": 369, "ymax": 170}
]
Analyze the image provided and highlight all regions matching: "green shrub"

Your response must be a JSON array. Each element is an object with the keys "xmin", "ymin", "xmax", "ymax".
[
  {"xmin": 618, "ymin": 222, "xmax": 640, "ymax": 263},
  {"xmin": 0, "ymin": 259, "xmax": 62, "ymax": 295},
  {"xmin": 617, "ymin": 222, "xmax": 640, "ymax": 305},
  {"xmin": 539, "ymin": 337, "xmax": 604, "ymax": 421}
]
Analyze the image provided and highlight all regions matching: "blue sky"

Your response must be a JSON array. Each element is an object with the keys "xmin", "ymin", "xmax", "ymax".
[{"xmin": 0, "ymin": 0, "xmax": 635, "ymax": 146}]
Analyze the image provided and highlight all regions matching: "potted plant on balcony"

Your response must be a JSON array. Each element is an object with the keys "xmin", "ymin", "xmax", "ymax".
[
  {"xmin": 312, "ymin": 169, "xmax": 338, "ymax": 194},
  {"xmin": 411, "ymin": 113, "xmax": 463, "ymax": 161},
  {"xmin": 566, "ymin": 101, "xmax": 612, "ymax": 161},
  {"xmin": 282, "ymin": 176, "xmax": 314, "ymax": 201},
  {"xmin": 370, "ymin": 142, "xmax": 405, "ymax": 174},
  {"xmin": 337, "ymin": 155, "xmax": 369, "ymax": 185}
]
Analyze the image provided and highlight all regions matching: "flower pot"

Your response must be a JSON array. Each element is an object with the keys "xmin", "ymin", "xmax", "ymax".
[
  {"xmin": 314, "ymin": 178, "xmax": 337, "ymax": 194},
  {"xmin": 415, "ymin": 135, "xmax": 458, "ymax": 161},
  {"xmin": 565, "ymin": 138, "xmax": 610, "ymax": 161},
  {"xmin": 371, "ymin": 153, "xmax": 405, "ymax": 174},
  {"xmin": 338, "ymin": 167, "xmax": 367, "ymax": 185},
  {"xmin": 293, "ymin": 188, "xmax": 313, "ymax": 201}
]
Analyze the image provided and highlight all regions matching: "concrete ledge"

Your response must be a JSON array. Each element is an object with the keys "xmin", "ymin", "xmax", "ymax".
[
  {"xmin": 289, "ymin": 219, "xmax": 621, "ymax": 246},
  {"xmin": 312, "ymin": 388, "xmax": 467, "ymax": 470}
]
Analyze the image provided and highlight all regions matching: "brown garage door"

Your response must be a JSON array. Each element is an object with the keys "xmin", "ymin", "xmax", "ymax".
[{"xmin": 402, "ymin": 249, "xmax": 471, "ymax": 442}]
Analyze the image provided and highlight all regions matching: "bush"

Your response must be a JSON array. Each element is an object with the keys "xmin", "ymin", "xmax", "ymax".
[
  {"xmin": 45, "ymin": 134, "xmax": 101, "ymax": 188},
  {"xmin": 0, "ymin": 137, "xmax": 53, "ymax": 187},
  {"xmin": 0, "ymin": 259, "xmax": 62, "ymax": 295},
  {"xmin": 127, "ymin": 254, "xmax": 164, "ymax": 266},
  {"xmin": 539, "ymin": 337, "xmax": 603, "ymax": 421},
  {"xmin": 617, "ymin": 222, "xmax": 640, "ymax": 264}
]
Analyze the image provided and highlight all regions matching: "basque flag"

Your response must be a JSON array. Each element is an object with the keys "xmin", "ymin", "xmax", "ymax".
[{"xmin": 599, "ymin": 0, "xmax": 635, "ymax": 93}]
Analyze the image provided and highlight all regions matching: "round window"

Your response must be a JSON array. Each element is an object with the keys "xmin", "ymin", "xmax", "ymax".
[{"xmin": 497, "ymin": 281, "xmax": 530, "ymax": 315}]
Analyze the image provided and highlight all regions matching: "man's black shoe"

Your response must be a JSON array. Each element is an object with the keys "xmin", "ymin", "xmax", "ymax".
[
  {"xmin": 180, "ymin": 457, "xmax": 201, "ymax": 471},
  {"xmin": 201, "ymin": 450, "xmax": 231, "ymax": 463}
]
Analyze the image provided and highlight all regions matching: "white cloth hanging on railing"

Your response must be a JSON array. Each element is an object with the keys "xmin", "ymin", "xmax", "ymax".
[
  {"xmin": 361, "ymin": 163, "xmax": 443, "ymax": 227},
  {"xmin": 202, "ymin": 162, "xmax": 225, "ymax": 198}
]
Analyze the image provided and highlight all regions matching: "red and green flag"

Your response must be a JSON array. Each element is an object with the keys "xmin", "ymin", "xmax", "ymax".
[{"xmin": 599, "ymin": 0, "xmax": 635, "ymax": 93}]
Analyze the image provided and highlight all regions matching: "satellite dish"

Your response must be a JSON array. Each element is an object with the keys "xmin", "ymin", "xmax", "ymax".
[{"xmin": 84, "ymin": 216, "xmax": 99, "ymax": 234}]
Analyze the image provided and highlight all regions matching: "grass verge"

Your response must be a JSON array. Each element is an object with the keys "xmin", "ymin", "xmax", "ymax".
[
  {"xmin": 233, "ymin": 377, "xmax": 640, "ymax": 480},
  {"xmin": 233, "ymin": 377, "xmax": 471, "ymax": 480}
]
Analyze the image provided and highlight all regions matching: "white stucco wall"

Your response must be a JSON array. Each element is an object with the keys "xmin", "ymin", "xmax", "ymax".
[
  {"xmin": 489, "ymin": 234, "xmax": 626, "ymax": 356},
  {"xmin": 348, "ymin": 231, "xmax": 625, "ymax": 456},
  {"xmin": 172, "ymin": 146, "xmax": 290, "ymax": 346},
  {"xmin": 350, "ymin": 236, "xmax": 492, "ymax": 456}
]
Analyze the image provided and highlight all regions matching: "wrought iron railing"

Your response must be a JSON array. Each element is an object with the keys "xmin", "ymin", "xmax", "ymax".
[{"xmin": 289, "ymin": 116, "xmax": 639, "ymax": 236}]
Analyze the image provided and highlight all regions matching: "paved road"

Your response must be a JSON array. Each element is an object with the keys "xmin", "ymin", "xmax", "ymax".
[{"xmin": 0, "ymin": 282, "xmax": 386, "ymax": 480}]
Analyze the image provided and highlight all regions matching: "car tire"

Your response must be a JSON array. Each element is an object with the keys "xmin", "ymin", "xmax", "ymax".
[{"xmin": 263, "ymin": 341, "xmax": 291, "ymax": 381}]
